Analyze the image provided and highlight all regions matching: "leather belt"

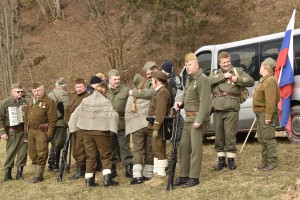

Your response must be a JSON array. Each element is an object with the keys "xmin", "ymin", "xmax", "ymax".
[
  {"xmin": 253, "ymin": 106, "xmax": 265, "ymax": 113},
  {"xmin": 213, "ymin": 92, "xmax": 240, "ymax": 97},
  {"xmin": 29, "ymin": 124, "xmax": 40, "ymax": 129},
  {"xmin": 8, "ymin": 125, "xmax": 24, "ymax": 132},
  {"xmin": 186, "ymin": 111, "xmax": 198, "ymax": 116}
]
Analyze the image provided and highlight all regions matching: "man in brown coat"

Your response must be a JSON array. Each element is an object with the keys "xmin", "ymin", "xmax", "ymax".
[
  {"xmin": 253, "ymin": 57, "xmax": 280, "ymax": 171},
  {"xmin": 64, "ymin": 78, "xmax": 90, "ymax": 180},
  {"xmin": 25, "ymin": 82, "xmax": 57, "ymax": 183}
]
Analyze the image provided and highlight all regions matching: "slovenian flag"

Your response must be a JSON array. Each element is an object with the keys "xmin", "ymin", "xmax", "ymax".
[{"xmin": 274, "ymin": 9, "xmax": 296, "ymax": 135}]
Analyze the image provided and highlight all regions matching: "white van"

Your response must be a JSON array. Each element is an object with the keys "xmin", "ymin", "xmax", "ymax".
[{"xmin": 175, "ymin": 28, "xmax": 300, "ymax": 143}]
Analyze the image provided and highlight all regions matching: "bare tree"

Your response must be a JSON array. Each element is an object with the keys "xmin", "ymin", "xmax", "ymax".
[
  {"xmin": 0, "ymin": 0, "xmax": 21, "ymax": 98},
  {"xmin": 84, "ymin": 0, "xmax": 138, "ymax": 75},
  {"xmin": 36, "ymin": 0, "xmax": 63, "ymax": 20}
]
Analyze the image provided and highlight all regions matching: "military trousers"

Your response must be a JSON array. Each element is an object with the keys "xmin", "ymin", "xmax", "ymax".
[
  {"xmin": 111, "ymin": 130, "xmax": 133, "ymax": 165},
  {"xmin": 50, "ymin": 126, "xmax": 67, "ymax": 151},
  {"xmin": 4, "ymin": 129, "xmax": 28, "ymax": 168},
  {"xmin": 214, "ymin": 111, "xmax": 238, "ymax": 153},
  {"xmin": 72, "ymin": 130, "xmax": 86, "ymax": 166},
  {"xmin": 132, "ymin": 127, "xmax": 153, "ymax": 165},
  {"xmin": 151, "ymin": 129, "xmax": 167, "ymax": 160},
  {"xmin": 28, "ymin": 128, "xmax": 48, "ymax": 166},
  {"xmin": 256, "ymin": 112, "xmax": 278, "ymax": 166},
  {"xmin": 179, "ymin": 122, "xmax": 204, "ymax": 179},
  {"xmin": 83, "ymin": 130, "xmax": 111, "ymax": 173}
]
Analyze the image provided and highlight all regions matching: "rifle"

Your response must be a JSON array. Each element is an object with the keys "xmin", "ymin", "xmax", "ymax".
[
  {"xmin": 166, "ymin": 108, "xmax": 183, "ymax": 191},
  {"xmin": 57, "ymin": 130, "xmax": 72, "ymax": 182}
]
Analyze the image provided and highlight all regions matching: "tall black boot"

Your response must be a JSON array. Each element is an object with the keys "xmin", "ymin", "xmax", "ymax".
[
  {"xmin": 48, "ymin": 148, "xmax": 55, "ymax": 171},
  {"xmin": 52, "ymin": 150, "xmax": 61, "ymax": 172},
  {"xmin": 85, "ymin": 172, "xmax": 99, "ymax": 188},
  {"xmin": 2, "ymin": 168, "xmax": 13, "ymax": 182},
  {"xmin": 16, "ymin": 166, "xmax": 24, "ymax": 180},
  {"xmin": 69, "ymin": 165, "xmax": 85, "ymax": 180},
  {"xmin": 228, "ymin": 158, "xmax": 237, "ymax": 170},
  {"xmin": 125, "ymin": 163, "xmax": 133, "ymax": 178},
  {"xmin": 111, "ymin": 164, "xmax": 118, "ymax": 178},
  {"xmin": 103, "ymin": 174, "xmax": 119, "ymax": 186},
  {"xmin": 214, "ymin": 157, "xmax": 228, "ymax": 171}
]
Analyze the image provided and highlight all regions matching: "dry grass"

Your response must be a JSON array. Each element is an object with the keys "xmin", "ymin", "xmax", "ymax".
[{"xmin": 0, "ymin": 136, "xmax": 298, "ymax": 200}]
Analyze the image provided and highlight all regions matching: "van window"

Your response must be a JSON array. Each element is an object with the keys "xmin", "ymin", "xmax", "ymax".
[
  {"xmin": 261, "ymin": 35, "xmax": 300, "ymax": 76},
  {"xmin": 197, "ymin": 51, "xmax": 212, "ymax": 76},
  {"xmin": 219, "ymin": 44, "xmax": 260, "ymax": 81},
  {"xmin": 294, "ymin": 36, "xmax": 300, "ymax": 75}
]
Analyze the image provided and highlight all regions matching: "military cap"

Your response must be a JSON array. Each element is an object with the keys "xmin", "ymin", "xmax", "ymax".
[
  {"xmin": 32, "ymin": 82, "xmax": 43, "ymax": 89},
  {"xmin": 133, "ymin": 74, "xmax": 146, "ymax": 89},
  {"xmin": 56, "ymin": 77, "xmax": 66, "ymax": 86},
  {"xmin": 11, "ymin": 82, "xmax": 22, "ymax": 90},
  {"xmin": 108, "ymin": 69, "xmax": 120, "ymax": 77},
  {"xmin": 218, "ymin": 52, "xmax": 230, "ymax": 60},
  {"xmin": 185, "ymin": 53, "xmax": 197, "ymax": 63},
  {"xmin": 143, "ymin": 61, "xmax": 157, "ymax": 72},
  {"xmin": 75, "ymin": 78, "xmax": 86, "ymax": 85},
  {"xmin": 89, "ymin": 76, "xmax": 102, "ymax": 84},
  {"xmin": 162, "ymin": 62, "xmax": 173, "ymax": 74},
  {"xmin": 152, "ymin": 71, "xmax": 168, "ymax": 81},
  {"xmin": 262, "ymin": 57, "xmax": 276, "ymax": 70}
]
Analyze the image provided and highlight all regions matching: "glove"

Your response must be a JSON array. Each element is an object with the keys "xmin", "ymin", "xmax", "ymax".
[
  {"xmin": 47, "ymin": 135, "xmax": 54, "ymax": 142},
  {"xmin": 152, "ymin": 130, "xmax": 159, "ymax": 139}
]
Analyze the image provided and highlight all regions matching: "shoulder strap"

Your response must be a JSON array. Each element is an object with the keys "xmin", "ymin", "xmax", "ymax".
[
  {"xmin": 51, "ymin": 91, "xmax": 59, "ymax": 103},
  {"xmin": 233, "ymin": 67, "xmax": 239, "ymax": 77}
]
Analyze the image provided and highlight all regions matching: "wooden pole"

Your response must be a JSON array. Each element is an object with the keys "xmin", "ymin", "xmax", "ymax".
[{"xmin": 238, "ymin": 117, "xmax": 257, "ymax": 154}]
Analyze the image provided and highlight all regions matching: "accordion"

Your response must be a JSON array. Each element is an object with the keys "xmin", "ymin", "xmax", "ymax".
[{"xmin": 8, "ymin": 106, "xmax": 24, "ymax": 126}]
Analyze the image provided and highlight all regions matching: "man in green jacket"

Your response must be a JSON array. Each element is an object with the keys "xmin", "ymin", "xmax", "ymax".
[
  {"xmin": 107, "ymin": 69, "xmax": 133, "ymax": 178},
  {"xmin": 208, "ymin": 52, "xmax": 254, "ymax": 171},
  {"xmin": 0, "ymin": 83, "xmax": 29, "ymax": 181},
  {"xmin": 48, "ymin": 77, "xmax": 69, "ymax": 172},
  {"xmin": 174, "ymin": 53, "xmax": 211, "ymax": 188}
]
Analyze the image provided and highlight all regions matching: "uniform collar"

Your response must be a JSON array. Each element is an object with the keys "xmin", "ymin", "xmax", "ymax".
[
  {"xmin": 260, "ymin": 73, "xmax": 273, "ymax": 83},
  {"xmin": 189, "ymin": 69, "xmax": 202, "ymax": 80}
]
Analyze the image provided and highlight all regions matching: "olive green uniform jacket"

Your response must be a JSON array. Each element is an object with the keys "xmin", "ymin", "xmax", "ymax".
[
  {"xmin": 253, "ymin": 74, "xmax": 280, "ymax": 166},
  {"xmin": 0, "ymin": 96, "xmax": 29, "ymax": 168},
  {"xmin": 209, "ymin": 67, "xmax": 255, "ymax": 111},
  {"xmin": 107, "ymin": 84, "xmax": 130, "ymax": 131},
  {"xmin": 178, "ymin": 69, "xmax": 211, "ymax": 179},
  {"xmin": 132, "ymin": 79, "xmax": 156, "ymax": 100}
]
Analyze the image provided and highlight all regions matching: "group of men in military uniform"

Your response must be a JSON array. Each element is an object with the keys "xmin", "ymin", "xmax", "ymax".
[{"xmin": 0, "ymin": 51, "xmax": 280, "ymax": 189}]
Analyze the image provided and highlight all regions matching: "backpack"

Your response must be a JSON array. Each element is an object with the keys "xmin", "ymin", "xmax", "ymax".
[
  {"xmin": 51, "ymin": 91, "xmax": 65, "ymax": 118},
  {"xmin": 233, "ymin": 67, "xmax": 249, "ymax": 104}
]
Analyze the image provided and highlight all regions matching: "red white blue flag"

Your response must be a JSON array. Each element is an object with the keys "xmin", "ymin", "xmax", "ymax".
[{"xmin": 274, "ymin": 9, "xmax": 296, "ymax": 135}]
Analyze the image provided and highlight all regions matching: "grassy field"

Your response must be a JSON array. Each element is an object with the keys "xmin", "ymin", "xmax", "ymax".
[{"xmin": 0, "ymin": 136, "xmax": 298, "ymax": 200}]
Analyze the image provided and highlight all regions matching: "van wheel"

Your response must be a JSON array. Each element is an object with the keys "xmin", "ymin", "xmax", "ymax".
[{"xmin": 287, "ymin": 106, "xmax": 300, "ymax": 144}]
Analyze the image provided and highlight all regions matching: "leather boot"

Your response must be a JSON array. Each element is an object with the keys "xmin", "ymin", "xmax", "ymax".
[
  {"xmin": 69, "ymin": 165, "xmax": 85, "ymax": 180},
  {"xmin": 85, "ymin": 172, "xmax": 99, "ymax": 188},
  {"xmin": 103, "ymin": 174, "xmax": 119, "ymax": 186},
  {"xmin": 111, "ymin": 164, "xmax": 118, "ymax": 178},
  {"xmin": 52, "ymin": 150, "xmax": 61, "ymax": 172},
  {"xmin": 228, "ymin": 158, "xmax": 237, "ymax": 170},
  {"xmin": 215, "ymin": 157, "xmax": 228, "ymax": 171},
  {"xmin": 31, "ymin": 165, "xmax": 44, "ymax": 183},
  {"xmin": 48, "ymin": 148, "xmax": 55, "ymax": 171},
  {"xmin": 16, "ymin": 166, "xmax": 24, "ymax": 180},
  {"xmin": 125, "ymin": 163, "xmax": 133, "ymax": 178},
  {"xmin": 1, "ymin": 168, "xmax": 13, "ymax": 182}
]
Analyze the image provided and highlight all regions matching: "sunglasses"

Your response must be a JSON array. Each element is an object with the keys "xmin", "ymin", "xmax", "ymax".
[{"xmin": 15, "ymin": 90, "xmax": 24, "ymax": 94}]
